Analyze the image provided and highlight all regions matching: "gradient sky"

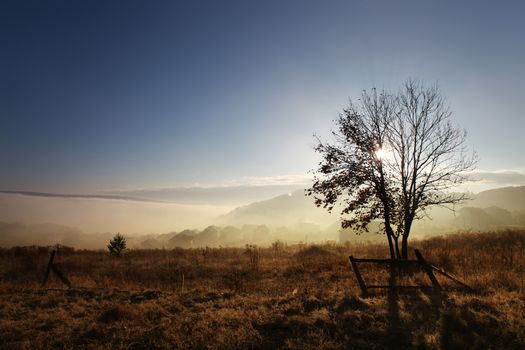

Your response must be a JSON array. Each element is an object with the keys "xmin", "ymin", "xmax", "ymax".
[{"xmin": 2, "ymin": 0, "xmax": 525, "ymax": 195}]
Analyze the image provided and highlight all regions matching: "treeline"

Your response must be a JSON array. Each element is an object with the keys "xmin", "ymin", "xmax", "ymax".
[{"xmin": 136, "ymin": 223, "xmax": 340, "ymax": 249}]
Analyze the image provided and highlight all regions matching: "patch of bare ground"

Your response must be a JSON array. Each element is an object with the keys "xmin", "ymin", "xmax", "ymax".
[{"xmin": 0, "ymin": 230, "xmax": 524, "ymax": 349}]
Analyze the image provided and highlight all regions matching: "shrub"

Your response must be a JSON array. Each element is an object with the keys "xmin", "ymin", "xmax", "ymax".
[
  {"xmin": 244, "ymin": 244, "xmax": 260, "ymax": 270},
  {"xmin": 107, "ymin": 233, "xmax": 127, "ymax": 257}
]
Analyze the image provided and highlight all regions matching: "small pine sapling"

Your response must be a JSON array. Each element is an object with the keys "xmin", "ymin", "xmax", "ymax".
[{"xmin": 108, "ymin": 233, "xmax": 127, "ymax": 257}]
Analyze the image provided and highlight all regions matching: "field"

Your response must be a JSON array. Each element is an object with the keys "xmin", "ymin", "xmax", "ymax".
[{"xmin": 1, "ymin": 230, "xmax": 525, "ymax": 349}]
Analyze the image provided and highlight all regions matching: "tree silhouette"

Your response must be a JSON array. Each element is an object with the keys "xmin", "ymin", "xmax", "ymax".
[
  {"xmin": 309, "ymin": 79, "xmax": 476, "ymax": 259},
  {"xmin": 108, "ymin": 233, "xmax": 127, "ymax": 256}
]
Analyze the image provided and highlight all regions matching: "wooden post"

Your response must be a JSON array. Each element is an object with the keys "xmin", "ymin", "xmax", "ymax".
[
  {"xmin": 414, "ymin": 249, "xmax": 441, "ymax": 291},
  {"xmin": 430, "ymin": 265, "xmax": 473, "ymax": 291},
  {"xmin": 42, "ymin": 249, "xmax": 73, "ymax": 288},
  {"xmin": 50, "ymin": 265, "xmax": 72, "ymax": 288},
  {"xmin": 349, "ymin": 256, "xmax": 368, "ymax": 297},
  {"xmin": 42, "ymin": 250, "xmax": 56, "ymax": 286}
]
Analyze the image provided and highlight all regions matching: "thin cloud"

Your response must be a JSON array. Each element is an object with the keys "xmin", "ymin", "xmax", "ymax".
[
  {"xmin": 466, "ymin": 170, "xmax": 525, "ymax": 185},
  {"xmin": 453, "ymin": 169, "xmax": 525, "ymax": 193},
  {"xmin": 0, "ymin": 190, "xmax": 163, "ymax": 203},
  {"xmin": 226, "ymin": 174, "xmax": 314, "ymax": 187},
  {"xmin": 105, "ymin": 175, "xmax": 314, "ymax": 206},
  {"xmin": 0, "ymin": 192, "xmax": 228, "ymax": 234}
]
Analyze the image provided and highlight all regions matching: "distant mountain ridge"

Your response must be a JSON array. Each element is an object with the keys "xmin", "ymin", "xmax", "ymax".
[
  {"xmin": 469, "ymin": 186, "xmax": 525, "ymax": 212},
  {"xmin": 1, "ymin": 186, "xmax": 524, "ymax": 248},
  {"xmin": 215, "ymin": 190, "xmax": 337, "ymax": 228},
  {"xmin": 216, "ymin": 186, "xmax": 525, "ymax": 233}
]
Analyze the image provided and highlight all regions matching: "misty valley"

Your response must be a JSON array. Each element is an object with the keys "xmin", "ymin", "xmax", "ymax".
[{"xmin": 1, "ymin": 186, "xmax": 525, "ymax": 249}]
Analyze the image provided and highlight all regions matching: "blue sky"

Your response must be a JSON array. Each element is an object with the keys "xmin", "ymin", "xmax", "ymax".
[{"xmin": 2, "ymin": 0, "xmax": 525, "ymax": 196}]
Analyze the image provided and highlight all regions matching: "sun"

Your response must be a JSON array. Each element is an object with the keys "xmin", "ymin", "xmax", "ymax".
[{"xmin": 375, "ymin": 147, "xmax": 388, "ymax": 160}]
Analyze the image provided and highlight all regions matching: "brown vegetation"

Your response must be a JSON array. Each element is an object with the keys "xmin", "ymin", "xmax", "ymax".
[{"xmin": 0, "ymin": 230, "xmax": 524, "ymax": 349}]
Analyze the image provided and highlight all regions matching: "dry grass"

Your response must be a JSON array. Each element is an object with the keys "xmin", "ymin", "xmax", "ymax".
[{"xmin": 0, "ymin": 230, "xmax": 524, "ymax": 349}]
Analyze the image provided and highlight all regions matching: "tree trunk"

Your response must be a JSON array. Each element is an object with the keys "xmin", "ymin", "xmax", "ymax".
[
  {"xmin": 385, "ymin": 230, "xmax": 395, "ymax": 260},
  {"xmin": 401, "ymin": 234, "xmax": 409, "ymax": 259},
  {"xmin": 385, "ymin": 224, "xmax": 398, "ymax": 260},
  {"xmin": 401, "ymin": 217, "xmax": 413, "ymax": 259},
  {"xmin": 393, "ymin": 235, "xmax": 401, "ymax": 260},
  {"xmin": 377, "ymin": 161, "xmax": 397, "ymax": 260}
]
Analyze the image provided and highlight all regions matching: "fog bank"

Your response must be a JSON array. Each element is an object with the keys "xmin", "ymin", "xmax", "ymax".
[{"xmin": 0, "ymin": 193, "xmax": 229, "ymax": 234}]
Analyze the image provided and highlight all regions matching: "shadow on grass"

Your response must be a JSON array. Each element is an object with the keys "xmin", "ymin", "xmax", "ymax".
[{"xmin": 385, "ymin": 266, "xmax": 444, "ymax": 350}]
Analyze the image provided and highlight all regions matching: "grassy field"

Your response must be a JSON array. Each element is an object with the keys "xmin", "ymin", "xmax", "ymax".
[{"xmin": 1, "ymin": 230, "xmax": 524, "ymax": 349}]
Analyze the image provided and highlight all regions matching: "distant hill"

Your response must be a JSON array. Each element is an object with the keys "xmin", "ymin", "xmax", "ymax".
[
  {"xmin": 1, "ymin": 186, "xmax": 523, "ymax": 248},
  {"xmin": 470, "ymin": 186, "xmax": 525, "ymax": 212},
  {"xmin": 215, "ymin": 190, "xmax": 337, "ymax": 228},
  {"xmin": 452, "ymin": 206, "xmax": 518, "ymax": 231},
  {"xmin": 216, "ymin": 186, "xmax": 525, "ymax": 234}
]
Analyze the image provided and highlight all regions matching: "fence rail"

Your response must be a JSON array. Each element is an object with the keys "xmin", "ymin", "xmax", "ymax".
[{"xmin": 349, "ymin": 249, "xmax": 472, "ymax": 297}]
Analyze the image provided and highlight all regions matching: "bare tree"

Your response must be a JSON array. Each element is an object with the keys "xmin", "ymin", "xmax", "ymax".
[{"xmin": 309, "ymin": 79, "xmax": 476, "ymax": 259}]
